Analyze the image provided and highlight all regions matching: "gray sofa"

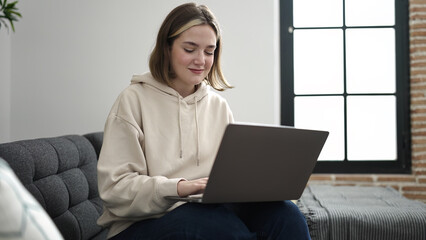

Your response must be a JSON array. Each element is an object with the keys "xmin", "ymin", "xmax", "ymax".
[{"xmin": 0, "ymin": 132, "xmax": 107, "ymax": 240}]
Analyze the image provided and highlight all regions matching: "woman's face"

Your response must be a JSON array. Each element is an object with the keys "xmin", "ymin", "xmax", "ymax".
[{"xmin": 170, "ymin": 24, "xmax": 217, "ymax": 97}]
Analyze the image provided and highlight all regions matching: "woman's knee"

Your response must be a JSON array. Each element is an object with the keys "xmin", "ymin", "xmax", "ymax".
[
  {"xmin": 282, "ymin": 201, "xmax": 306, "ymax": 219},
  {"xmin": 231, "ymin": 201, "xmax": 309, "ymax": 238},
  {"xmin": 267, "ymin": 201, "xmax": 308, "ymax": 227},
  {"xmin": 260, "ymin": 201, "xmax": 310, "ymax": 239}
]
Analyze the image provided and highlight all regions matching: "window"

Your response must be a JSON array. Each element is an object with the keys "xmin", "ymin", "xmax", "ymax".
[{"xmin": 280, "ymin": 0, "xmax": 410, "ymax": 173}]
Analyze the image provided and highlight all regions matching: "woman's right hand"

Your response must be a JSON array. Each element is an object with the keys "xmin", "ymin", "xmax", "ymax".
[{"xmin": 177, "ymin": 177, "xmax": 208, "ymax": 197}]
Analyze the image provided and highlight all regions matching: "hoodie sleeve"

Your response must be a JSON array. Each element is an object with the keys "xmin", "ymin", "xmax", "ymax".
[
  {"xmin": 226, "ymin": 101, "xmax": 235, "ymax": 123},
  {"xmin": 97, "ymin": 93, "xmax": 183, "ymax": 219}
]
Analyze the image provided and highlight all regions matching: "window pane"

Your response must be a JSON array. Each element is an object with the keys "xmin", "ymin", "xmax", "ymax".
[
  {"xmin": 347, "ymin": 96, "xmax": 397, "ymax": 160},
  {"xmin": 346, "ymin": 28, "xmax": 396, "ymax": 94},
  {"xmin": 294, "ymin": 29, "xmax": 344, "ymax": 94},
  {"xmin": 294, "ymin": 0, "xmax": 343, "ymax": 27},
  {"xmin": 295, "ymin": 96, "xmax": 345, "ymax": 160},
  {"xmin": 345, "ymin": 0, "xmax": 395, "ymax": 26}
]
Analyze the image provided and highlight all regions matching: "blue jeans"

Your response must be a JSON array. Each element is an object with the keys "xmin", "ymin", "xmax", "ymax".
[{"xmin": 110, "ymin": 201, "xmax": 311, "ymax": 240}]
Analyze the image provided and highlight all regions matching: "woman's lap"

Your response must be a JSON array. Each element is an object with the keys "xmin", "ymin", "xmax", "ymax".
[{"xmin": 110, "ymin": 201, "xmax": 310, "ymax": 240}]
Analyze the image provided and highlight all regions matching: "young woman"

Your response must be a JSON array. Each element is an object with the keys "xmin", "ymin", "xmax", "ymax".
[{"xmin": 97, "ymin": 3, "xmax": 311, "ymax": 239}]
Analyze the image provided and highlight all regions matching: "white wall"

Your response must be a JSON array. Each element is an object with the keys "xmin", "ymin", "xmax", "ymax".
[
  {"xmin": 0, "ymin": 28, "xmax": 11, "ymax": 143},
  {"xmin": 2, "ymin": 0, "xmax": 279, "ymax": 143}
]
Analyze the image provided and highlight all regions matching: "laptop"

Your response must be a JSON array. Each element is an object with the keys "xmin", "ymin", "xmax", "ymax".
[{"xmin": 166, "ymin": 123, "xmax": 329, "ymax": 203}]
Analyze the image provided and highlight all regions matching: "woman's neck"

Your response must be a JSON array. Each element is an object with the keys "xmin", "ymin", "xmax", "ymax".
[{"xmin": 171, "ymin": 83, "xmax": 198, "ymax": 98}]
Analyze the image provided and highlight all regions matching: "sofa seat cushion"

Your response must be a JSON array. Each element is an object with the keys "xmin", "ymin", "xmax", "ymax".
[{"xmin": 0, "ymin": 135, "xmax": 107, "ymax": 240}]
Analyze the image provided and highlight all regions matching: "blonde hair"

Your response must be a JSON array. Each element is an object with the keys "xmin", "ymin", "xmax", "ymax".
[{"xmin": 149, "ymin": 3, "xmax": 232, "ymax": 91}]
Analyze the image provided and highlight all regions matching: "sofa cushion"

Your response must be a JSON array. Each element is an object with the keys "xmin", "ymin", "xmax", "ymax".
[
  {"xmin": 0, "ymin": 135, "xmax": 107, "ymax": 240},
  {"xmin": 0, "ymin": 158, "xmax": 64, "ymax": 239},
  {"xmin": 84, "ymin": 132, "xmax": 104, "ymax": 159}
]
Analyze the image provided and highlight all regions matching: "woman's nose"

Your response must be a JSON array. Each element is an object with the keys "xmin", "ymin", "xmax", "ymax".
[{"xmin": 193, "ymin": 51, "xmax": 205, "ymax": 65}]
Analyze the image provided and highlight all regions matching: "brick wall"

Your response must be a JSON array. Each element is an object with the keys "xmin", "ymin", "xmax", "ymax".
[{"xmin": 307, "ymin": 0, "xmax": 426, "ymax": 203}]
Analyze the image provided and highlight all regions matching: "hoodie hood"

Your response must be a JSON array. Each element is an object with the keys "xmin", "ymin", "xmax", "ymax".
[
  {"xmin": 131, "ymin": 72, "xmax": 209, "ymax": 165},
  {"xmin": 131, "ymin": 72, "xmax": 209, "ymax": 104}
]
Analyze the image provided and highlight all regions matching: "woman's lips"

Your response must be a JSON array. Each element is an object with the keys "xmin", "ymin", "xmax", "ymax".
[{"xmin": 189, "ymin": 68, "xmax": 204, "ymax": 74}]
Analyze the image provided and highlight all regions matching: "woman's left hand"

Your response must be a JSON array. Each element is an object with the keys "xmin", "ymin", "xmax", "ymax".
[{"xmin": 177, "ymin": 177, "xmax": 208, "ymax": 197}]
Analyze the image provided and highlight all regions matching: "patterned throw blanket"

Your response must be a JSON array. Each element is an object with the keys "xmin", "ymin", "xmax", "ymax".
[{"xmin": 297, "ymin": 185, "xmax": 426, "ymax": 240}]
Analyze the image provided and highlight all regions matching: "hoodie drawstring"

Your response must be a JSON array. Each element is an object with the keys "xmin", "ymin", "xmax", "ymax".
[
  {"xmin": 178, "ymin": 97, "xmax": 183, "ymax": 159},
  {"xmin": 177, "ymin": 94, "xmax": 201, "ymax": 166},
  {"xmin": 194, "ymin": 96, "xmax": 200, "ymax": 166}
]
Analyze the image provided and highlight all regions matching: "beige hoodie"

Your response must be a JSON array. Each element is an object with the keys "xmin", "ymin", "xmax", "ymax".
[{"xmin": 97, "ymin": 72, "xmax": 234, "ymax": 238}]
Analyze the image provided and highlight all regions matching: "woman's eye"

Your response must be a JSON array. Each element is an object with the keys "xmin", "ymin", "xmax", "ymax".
[
  {"xmin": 184, "ymin": 48, "xmax": 194, "ymax": 53},
  {"xmin": 205, "ymin": 51, "xmax": 214, "ymax": 56}
]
